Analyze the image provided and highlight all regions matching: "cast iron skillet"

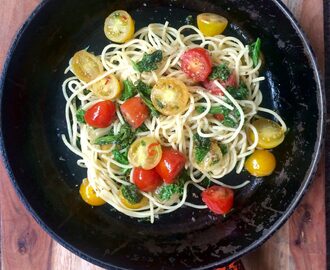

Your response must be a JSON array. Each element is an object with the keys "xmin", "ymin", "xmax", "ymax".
[{"xmin": 0, "ymin": 0, "xmax": 324, "ymax": 269}]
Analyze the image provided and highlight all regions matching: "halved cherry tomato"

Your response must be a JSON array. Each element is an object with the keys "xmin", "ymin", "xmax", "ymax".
[
  {"xmin": 214, "ymin": 114, "xmax": 224, "ymax": 121},
  {"xmin": 119, "ymin": 189, "xmax": 149, "ymax": 209},
  {"xmin": 151, "ymin": 77, "xmax": 189, "ymax": 116},
  {"xmin": 120, "ymin": 97, "xmax": 149, "ymax": 129},
  {"xmin": 248, "ymin": 118, "xmax": 285, "ymax": 149},
  {"xmin": 84, "ymin": 100, "xmax": 116, "ymax": 128},
  {"xmin": 90, "ymin": 74, "xmax": 122, "ymax": 100},
  {"xmin": 202, "ymin": 186, "xmax": 234, "ymax": 215},
  {"xmin": 128, "ymin": 137, "xmax": 162, "ymax": 170},
  {"xmin": 71, "ymin": 50, "xmax": 104, "ymax": 83},
  {"xmin": 155, "ymin": 148, "xmax": 186, "ymax": 184},
  {"xmin": 104, "ymin": 10, "xmax": 135, "ymax": 43},
  {"xmin": 132, "ymin": 168, "xmax": 162, "ymax": 192},
  {"xmin": 245, "ymin": 149, "xmax": 276, "ymax": 177},
  {"xmin": 79, "ymin": 178, "xmax": 106, "ymax": 206},
  {"xmin": 197, "ymin": 13, "xmax": 228, "ymax": 37},
  {"xmin": 203, "ymin": 72, "xmax": 237, "ymax": 95},
  {"xmin": 180, "ymin": 48, "xmax": 212, "ymax": 82}
]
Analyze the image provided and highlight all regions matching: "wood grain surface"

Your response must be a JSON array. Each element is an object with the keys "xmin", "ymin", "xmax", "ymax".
[{"xmin": 0, "ymin": 0, "xmax": 325, "ymax": 269}]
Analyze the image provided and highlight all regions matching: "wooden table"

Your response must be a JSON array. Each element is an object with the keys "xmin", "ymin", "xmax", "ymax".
[{"xmin": 0, "ymin": 0, "xmax": 325, "ymax": 269}]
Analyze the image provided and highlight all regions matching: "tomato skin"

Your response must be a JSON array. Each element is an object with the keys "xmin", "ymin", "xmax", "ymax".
[
  {"xmin": 245, "ymin": 149, "xmax": 276, "ymax": 177},
  {"xmin": 197, "ymin": 13, "xmax": 228, "ymax": 37},
  {"xmin": 180, "ymin": 48, "xmax": 212, "ymax": 82},
  {"xmin": 84, "ymin": 101, "xmax": 116, "ymax": 128},
  {"xmin": 155, "ymin": 148, "xmax": 186, "ymax": 184},
  {"xmin": 202, "ymin": 186, "xmax": 234, "ymax": 215},
  {"xmin": 214, "ymin": 114, "xmax": 224, "ymax": 121},
  {"xmin": 79, "ymin": 178, "xmax": 106, "ymax": 206},
  {"xmin": 203, "ymin": 72, "xmax": 237, "ymax": 95},
  {"xmin": 120, "ymin": 97, "xmax": 149, "ymax": 129},
  {"xmin": 132, "ymin": 168, "xmax": 162, "ymax": 192}
]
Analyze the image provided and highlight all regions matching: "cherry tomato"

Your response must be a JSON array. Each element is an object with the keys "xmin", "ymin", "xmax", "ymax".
[
  {"xmin": 202, "ymin": 186, "xmax": 234, "ymax": 215},
  {"xmin": 197, "ymin": 13, "xmax": 228, "ymax": 37},
  {"xmin": 214, "ymin": 114, "xmax": 224, "ymax": 121},
  {"xmin": 249, "ymin": 118, "xmax": 285, "ymax": 149},
  {"xmin": 180, "ymin": 48, "xmax": 212, "ymax": 82},
  {"xmin": 119, "ymin": 189, "xmax": 149, "ymax": 209},
  {"xmin": 151, "ymin": 77, "xmax": 189, "ymax": 116},
  {"xmin": 203, "ymin": 72, "xmax": 237, "ymax": 95},
  {"xmin": 244, "ymin": 149, "xmax": 276, "ymax": 177},
  {"xmin": 71, "ymin": 50, "xmax": 104, "ymax": 83},
  {"xmin": 79, "ymin": 178, "xmax": 106, "ymax": 206},
  {"xmin": 104, "ymin": 10, "xmax": 135, "ymax": 43},
  {"xmin": 132, "ymin": 168, "xmax": 162, "ymax": 192},
  {"xmin": 128, "ymin": 137, "xmax": 162, "ymax": 170},
  {"xmin": 90, "ymin": 74, "xmax": 122, "ymax": 100},
  {"xmin": 155, "ymin": 148, "xmax": 186, "ymax": 184},
  {"xmin": 120, "ymin": 97, "xmax": 149, "ymax": 129},
  {"xmin": 84, "ymin": 100, "xmax": 116, "ymax": 128}
]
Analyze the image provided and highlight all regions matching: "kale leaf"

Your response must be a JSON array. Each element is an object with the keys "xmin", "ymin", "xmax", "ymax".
[
  {"xmin": 135, "ymin": 80, "xmax": 159, "ymax": 117},
  {"xmin": 249, "ymin": 38, "xmax": 261, "ymax": 68},
  {"xmin": 76, "ymin": 108, "xmax": 86, "ymax": 124},
  {"xmin": 208, "ymin": 63, "xmax": 231, "ymax": 81},
  {"xmin": 193, "ymin": 134, "xmax": 211, "ymax": 163},
  {"xmin": 112, "ymin": 149, "xmax": 129, "ymax": 165},
  {"xmin": 120, "ymin": 185, "xmax": 143, "ymax": 204},
  {"xmin": 133, "ymin": 50, "xmax": 163, "ymax": 73},
  {"xmin": 227, "ymin": 83, "xmax": 249, "ymax": 100},
  {"xmin": 120, "ymin": 79, "xmax": 137, "ymax": 101},
  {"xmin": 157, "ymin": 170, "xmax": 189, "ymax": 201}
]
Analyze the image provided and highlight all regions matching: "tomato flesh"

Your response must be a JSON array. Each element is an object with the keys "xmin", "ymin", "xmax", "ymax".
[
  {"xmin": 132, "ymin": 168, "xmax": 162, "ymax": 192},
  {"xmin": 120, "ymin": 97, "xmax": 149, "ymax": 129},
  {"xmin": 84, "ymin": 101, "xmax": 116, "ymax": 128},
  {"xmin": 180, "ymin": 48, "xmax": 212, "ymax": 82},
  {"xmin": 202, "ymin": 186, "xmax": 234, "ymax": 215},
  {"xmin": 155, "ymin": 148, "xmax": 186, "ymax": 184},
  {"xmin": 203, "ymin": 72, "xmax": 237, "ymax": 95}
]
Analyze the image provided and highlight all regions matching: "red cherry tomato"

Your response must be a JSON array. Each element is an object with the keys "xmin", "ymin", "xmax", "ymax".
[
  {"xmin": 155, "ymin": 148, "xmax": 186, "ymax": 184},
  {"xmin": 214, "ymin": 114, "xmax": 224, "ymax": 121},
  {"xmin": 203, "ymin": 72, "xmax": 237, "ymax": 95},
  {"xmin": 120, "ymin": 97, "xmax": 150, "ymax": 129},
  {"xmin": 180, "ymin": 48, "xmax": 212, "ymax": 82},
  {"xmin": 84, "ymin": 100, "xmax": 116, "ymax": 128},
  {"xmin": 132, "ymin": 167, "xmax": 162, "ymax": 192},
  {"xmin": 202, "ymin": 186, "xmax": 234, "ymax": 215}
]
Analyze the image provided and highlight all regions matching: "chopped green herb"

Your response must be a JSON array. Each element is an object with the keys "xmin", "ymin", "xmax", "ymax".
[
  {"xmin": 136, "ymin": 124, "xmax": 149, "ymax": 133},
  {"xmin": 249, "ymin": 38, "xmax": 261, "ymax": 68},
  {"xmin": 219, "ymin": 144, "xmax": 228, "ymax": 155},
  {"xmin": 120, "ymin": 79, "xmax": 137, "ymax": 101},
  {"xmin": 227, "ymin": 83, "xmax": 249, "ymax": 100},
  {"xmin": 200, "ymin": 178, "xmax": 211, "ymax": 188},
  {"xmin": 76, "ymin": 108, "xmax": 86, "ymax": 124},
  {"xmin": 208, "ymin": 63, "xmax": 231, "ymax": 81},
  {"xmin": 193, "ymin": 134, "xmax": 211, "ymax": 163},
  {"xmin": 120, "ymin": 185, "xmax": 143, "ymax": 204},
  {"xmin": 157, "ymin": 170, "xmax": 189, "ymax": 201},
  {"xmin": 134, "ymin": 50, "xmax": 163, "ymax": 73},
  {"xmin": 222, "ymin": 117, "xmax": 237, "ymax": 128},
  {"xmin": 185, "ymin": 15, "xmax": 194, "ymax": 25},
  {"xmin": 141, "ymin": 140, "xmax": 146, "ymax": 146},
  {"xmin": 136, "ymin": 80, "xmax": 159, "ymax": 116},
  {"xmin": 83, "ymin": 89, "xmax": 91, "ymax": 95},
  {"xmin": 94, "ymin": 123, "xmax": 135, "ymax": 147},
  {"xmin": 156, "ymin": 99, "xmax": 165, "ymax": 109},
  {"xmin": 196, "ymin": 105, "xmax": 230, "ymax": 116},
  {"xmin": 112, "ymin": 149, "xmax": 129, "ymax": 165}
]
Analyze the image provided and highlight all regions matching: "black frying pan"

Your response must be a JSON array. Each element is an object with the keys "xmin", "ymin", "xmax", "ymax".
[{"xmin": 0, "ymin": 0, "xmax": 324, "ymax": 269}]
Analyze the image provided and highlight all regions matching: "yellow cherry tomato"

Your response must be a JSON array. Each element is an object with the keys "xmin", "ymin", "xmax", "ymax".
[
  {"xmin": 151, "ymin": 77, "xmax": 189, "ymax": 116},
  {"xmin": 245, "ymin": 150, "xmax": 276, "ymax": 177},
  {"xmin": 90, "ymin": 74, "xmax": 122, "ymax": 100},
  {"xmin": 119, "ymin": 189, "xmax": 148, "ymax": 209},
  {"xmin": 128, "ymin": 136, "xmax": 162, "ymax": 170},
  {"xmin": 104, "ymin": 10, "xmax": 135, "ymax": 43},
  {"xmin": 197, "ymin": 13, "xmax": 228, "ymax": 37},
  {"xmin": 71, "ymin": 50, "xmax": 104, "ymax": 83},
  {"xmin": 249, "ymin": 118, "xmax": 285, "ymax": 149},
  {"xmin": 79, "ymin": 178, "xmax": 106, "ymax": 206},
  {"xmin": 195, "ymin": 141, "xmax": 223, "ymax": 172}
]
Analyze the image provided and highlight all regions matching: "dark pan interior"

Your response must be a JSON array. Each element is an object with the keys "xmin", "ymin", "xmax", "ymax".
[{"xmin": 0, "ymin": 0, "xmax": 324, "ymax": 269}]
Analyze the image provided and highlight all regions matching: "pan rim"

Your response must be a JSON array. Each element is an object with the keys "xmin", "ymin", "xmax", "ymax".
[{"xmin": 0, "ymin": 0, "xmax": 325, "ymax": 269}]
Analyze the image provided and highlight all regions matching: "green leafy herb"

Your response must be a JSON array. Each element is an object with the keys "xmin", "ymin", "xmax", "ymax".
[
  {"xmin": 219, "ymin": 144, "xmax": 228, "ymax": 155},
  {"xmin": 112, "ymin": 149, "xmax": 129, "ymax": 165},
  {"xmin": 83, "ymin": 89, "xmax": 91, "ymax": 95},
  {"xmin": 196, "ymin": 105, "xmax": 230, "ymax": 116},
  {"xmin": 136, "ymin": 124, "xmax": 149, "ymax": 133},
  {"xmin": 157, "ymin": 170, "xmax": 189, "ymax": 201},
  {"xmin": 136, "ymin": 80, "xmax": 159, "ymax": 116},
  {"xmin": 185, "ymin": 15, "xmax": 194, "ymax": 25},
  {"xmin": 249, "ymin": 38, "xmax": 261, "ymax": 68},
  {"xmin": 208, "ymin": 63, "xmax": 231, "ymax": 81},
  {"xmin": 227, "ymin": 83, "xmax": 249, "ymax": 100},
  {"xmin": 193, "ymin": 134, "xmax": 211, "ymax": 163},
  {"xmin": 120, "ymin": 185, "xmax": 143, "ymax": 204},
  {"xmin": 94, "ymin": 123, "xmax": 136, "ymax": 147},
  {"xmin": 200, "ymin": 178, "xmax": 211, "ymax": 188},
  {"xmin": 133, "ymin": 50, "xmax": 163, "ymax": 73},
  {"xmin": 156, "ymin": 99, "xmax": 165, "ymax": 109},
  {"xmin": 222, "ymin": 117, "xmax": 237, "ymax": 128},
  {"xmin": 76, "ymin": 108, "xmax": 86, "ymax": 124},
  {"xmin": 120, "ymin": 79, "xmax": 137, "ymax": 101},
  {"xmin": 195, "ymin": 105, "xmax": 238, "ymax": 127}
]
